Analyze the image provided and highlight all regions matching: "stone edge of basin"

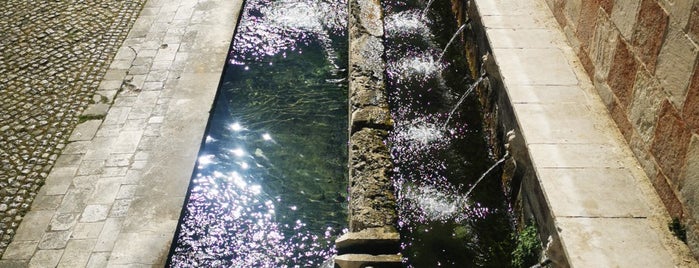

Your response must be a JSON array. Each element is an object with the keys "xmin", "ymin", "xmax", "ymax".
[
  {"xmin": 337, "ymin": 0, "xmax": 402, "ymax": 265},
  {"xmin": 469, "ymin": 0, "xmax": 699, "ymax": 267}
]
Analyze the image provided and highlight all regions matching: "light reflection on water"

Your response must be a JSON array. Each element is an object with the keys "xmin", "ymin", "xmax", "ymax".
[{"xmin": 167, "ymin": 0, "xmax": 348, "ymax": 266}]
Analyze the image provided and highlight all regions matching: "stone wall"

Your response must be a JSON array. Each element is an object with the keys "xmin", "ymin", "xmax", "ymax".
[{"xmin": 545, "ymin": 0, "xmax": 699, "ymax": 256}]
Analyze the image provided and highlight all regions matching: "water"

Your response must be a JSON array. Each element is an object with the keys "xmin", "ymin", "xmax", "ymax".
[
  {"xmin": 384, "ymin": 0, "xmax": 516, "ymax": 266},
  {"xmin": 167, "ymin": 0, "xmax": 348, "ymax": 266},
  {"xmin": 443, "ymin": 73, "xmax": 485, "ymax": 129},
  {"xmin": 437, "ymin": 23, "xmax": 469, "ymax": 63}
]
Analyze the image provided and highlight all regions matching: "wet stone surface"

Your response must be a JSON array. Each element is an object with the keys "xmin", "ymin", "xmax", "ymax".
[{"xmin": 0, "ymin": 0, "xmax": 145, "ymax": 256}]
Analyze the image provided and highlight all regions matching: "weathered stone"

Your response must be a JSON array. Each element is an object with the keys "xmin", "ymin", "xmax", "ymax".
[
  {"xmin": 82, "ymin": 103, "xmax": 110, "ymax": 117},
  {"xmin": 574, "ymin": 0, "xmax": 600, "ymax": 49},
  {"xmin": 68, "ymin": 120, "xmax": 102, "ymax": 142},
  {"xmin": 589, "ymin": 9, "xmax": 618, "ymax": 82},
  {"xmin": 607, "ymin": 39, "xmax": 638, "ymax": 109},
  {"xmin": 681, "ymin": 135, "xmax": 699, "ymax": 223},
  {"xmin": 350, "ymin": 76, "xmax": 387, "ymax": 108},
  {"xmin": 349, "ymin": 129, "xmax": 396, "ymax": 232},
  {"xmin": 563, "ymin": 0, "xmax": 582, "ymax": 29},
  {"xmin": 552, "ymin": 0, "xmax": 567, "ymax": 27},
  {"xmin": 687, "ymin": 1, "xmax": 699, "ymax": 44},
  {"xmin": 652, "ymin": 171, "xmax": 684, "ymax": 219},
  {"xmin": 335, "ymin": 226, "xmax": 400, "ymax": 255},
  {"xmin": 651, "ymin": 101, "xmax": 692, "ymax": 181},
  {"xmin": 628, "ymin": 68, "xmax": 663, "ymax": 143},
  {"xmin": 610, "ymin": 0, "xmax": 640, "ymax": 40},
  {"xmin": 334, "ymin": 254, "xmax": 402, "ymax": 268},
  {"xmin": 356, "ymin": 0, "xmax": 383, "ymax": 37},
  {"xmin": 685, "ymin": 63, "xmax": 699, "ymax": 131},
  {"xmin": 351, "ymin": 106, "xmax": 393, "ymax": 132},
  {"xmin": 350, "ymin": 35, "xmax": 385, "ymax": 80},
  {"xmin": 631, "ymin": 0, "xmax": 669, "ymax": 72},
  {"xmin": 656, "ymin": 28, "xmax": 699, "ymax": 109}
]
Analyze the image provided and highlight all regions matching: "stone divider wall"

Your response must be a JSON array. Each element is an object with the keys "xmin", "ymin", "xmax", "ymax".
[
  {"xmin": 545, "ymin": 0, "xmax": 699, "ymax": 257},
  {"xmin": 334, "ymin": 0, "xmax": 402, "ymax": 266}
]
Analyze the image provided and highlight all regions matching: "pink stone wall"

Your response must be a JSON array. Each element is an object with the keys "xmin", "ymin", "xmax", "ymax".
[{"xmin": 545, "ymin": 0, "xmax": 699, "ymax": 254}]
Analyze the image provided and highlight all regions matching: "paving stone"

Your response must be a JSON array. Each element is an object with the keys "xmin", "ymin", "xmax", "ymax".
[
  {"xmin": 2, "ymin": 240, "xmax": 38, "ymax": 260},
  {"xmin": 94, "ymin": 218, "xmax": 123, "ymax": 252},
  {"xmin": 72, "ymin": 222, "xmax": 105, "ymax": 240},
  {"xmin": 80, "ymin": 205, "xmax": 110, "ymax": 223},
  {"xmin": 68, "ymin": 120, "xmax": 102, "ymax": 141},
  {"xmin": 493, "ymin": 48, "xmax": 579, "ymax": 85},
  {"xmin": 42, "ymin": 167, "xmax": 78, "ymax": 196},
  {"xmin": 109, "ymin": 233, "xmax": 170, "ymax": 265},
  {"xmin": 38, "ymin": 231, "xmax": 72, "ymax": 250},
  {"xmin": 57, "ymin": 239, "xmax": 95, "ymax": 267},
  {"xmin": 557, "ymin": 218, "xmax": 674, "ymax": 267},
  {"xmin": 13, "ymin": 211, "xmax": 54, "ymax": 241},
  {"xmin": 49, "ymin": 213, "xmax": 78, "ymax": 231},
  {"xmin": 82, "ymin": 104, "xmax": 111, "ymax": 117},
  {"xmin": 86, "ymin": 252, "xmax": 110, "ymax": 268},
  {"xmin": 28, "ymin": 250, "xmax": 63, "ymax": 268}
]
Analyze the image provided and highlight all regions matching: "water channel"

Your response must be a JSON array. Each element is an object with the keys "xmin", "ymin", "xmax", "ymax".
[
  {"xmin": 167, "ymin": 0, "xmax": 515, "ymax": 266},
  {"xmin": 167, "ymin": 0, "xmax": 348, "ymax": 266}
]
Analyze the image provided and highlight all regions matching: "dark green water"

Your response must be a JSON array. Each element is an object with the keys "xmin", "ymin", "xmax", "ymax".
[{"xmin": 167, "ymin": 0, "xmax": 348, "ymax": 266}]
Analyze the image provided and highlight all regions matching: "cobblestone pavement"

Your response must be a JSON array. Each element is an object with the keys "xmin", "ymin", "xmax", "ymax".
[{"xmin": 0, "ymin": 0, "xmax": 146, "ymax": 257}]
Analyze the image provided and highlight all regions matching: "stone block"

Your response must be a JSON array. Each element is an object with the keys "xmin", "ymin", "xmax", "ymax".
[
  {"xmin": 685, "ymin": 63, "xmax": 699, "ymax": 131},
  {"xmin": 651, "ymin": 101, "xmax": 692, "ymax": 181},
  {"xmin": 335, "ymin": 226, "xmax": 400, "ymax": 255},
  {"xmin": 94, "ymin": 218, "xmax": 123, "ymax": 252},
  {"xmin": 563, "ymin": 0, "xmax": 582, "ymax": 29},
  {"xmin": 610, "ymin": 0, "xmax": 641, "ymax": 40},
  {"xmin": 658, "ymin": 0, "xmax": 693, "ymax": 30},
  {"xmin": 355, "ymin": 0, "xmax": 383, "ymax": 37},
  {"xmin": 529, "ymin": 143, "xmax": 626, "ymax": 169},
  {"xmin": 28, "ymin": 250, "xmax": 63, "ymax": 268},
  {"xmin": 687, "ymin": 1, "xmax": 699, "ymax": 43},
  {"xmin": 575, "ymin": 0, "xmax": 600, "ymax": 49},
  {"xmin": 49, "ymin": 213, "xmax": 78, "ymax": 231},
  {"xmin": 3, "ymin": 240, "xmax": 38, "ymax": 260},
  {"xmin": 628, "ymin": 68, "xmax": 664, "ymax": 143},
  {"xmin": 38, "ymin": 231, "xmax": 72, "ymax": 250},
  {"xmin": 655, "ymin": 28, "xmax": 699, "ymax": 109},
  {"xmin": 681, "ymin": 134, "xmax": 699, "ymax": 222},
  {"xmin": 57, "ymin": 239, "xmax": 95, "ymax": 267},
  {"xmin": 539, "ymin": 168, "xmax": 649, "ymax": 217},
  {"xmin": 600, "ymin": 0, "xmax": 613, "ymax": 14},
  {"xmin": 608, "ymin": 97, "xmax": 635, "ymax": 142},
  {"xmin": 607, "ymin": 39, "xmax": 638, "ymax": 109},
  {"xmin": 513, "ymin": 103, "xmax": 614, "ymax": 144},
  {"xmin": 42, "ymin": 166, "xmax": 78, "ymax": 196},
  {"xmin": 350, "ymin": 35, "xmax": 385, "ymax": 80},
  {"xmin": 631, "ymin": 0, "xmax": 669, "ymax": 72},
  {"xmin": 83, "ymin": 103, "xmax": 110, "ymax": 117},
  {"xmin": 652, "ymin": 171, "xmax": 684, "ymax": 218},
  {"xmin": 109, "ymin": 233, "xmax": 170, "ymax": 265},
  {"xmin": 351, "ymin": 106, "xmax": 393, "ymax": 132},
  {"xmin": 80, "ymin": 204, "xmax": 110, "ymax": 223},
  {"xmin": 349, "ymin": 129, "xmax": 396, "ymax": 232},
  {"xmin": 68, "ymin": 120, "xmax": 102, "ymax": 142},
  {"xmin": 578, "ymin": 47, "xmax": 595, "ymax": 78},
  {"xmin": 334, "ymin": 254, "xmax": 402, "ymax": 268},
  {"xmin": 557, "ymin": 217, "xmax": 675, "ymax": 267},
  {"xmin": 492, "ymin": 48, "xmax": 578, "ymax": 85},
  {"xmin": 589, "ymin": 9, "xmax": 618, "ymax": 81},
  {"xmin": 14, "ymin": 211, "xmax": 55, "ymax": 241}
]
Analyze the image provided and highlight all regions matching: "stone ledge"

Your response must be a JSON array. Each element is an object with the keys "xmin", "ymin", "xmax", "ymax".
[
  {"xmin": 334, "ymin": 254, "xmax": 402, "ymax": 268},
  {"xmin": 472, "ymin": 0, "xmax": 698, "ymax": 267}
]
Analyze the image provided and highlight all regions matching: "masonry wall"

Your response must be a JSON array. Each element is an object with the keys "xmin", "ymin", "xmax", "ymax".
[{"xmin": 545, "ymin": 0, "xmax": 699, "ymax": 255}]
